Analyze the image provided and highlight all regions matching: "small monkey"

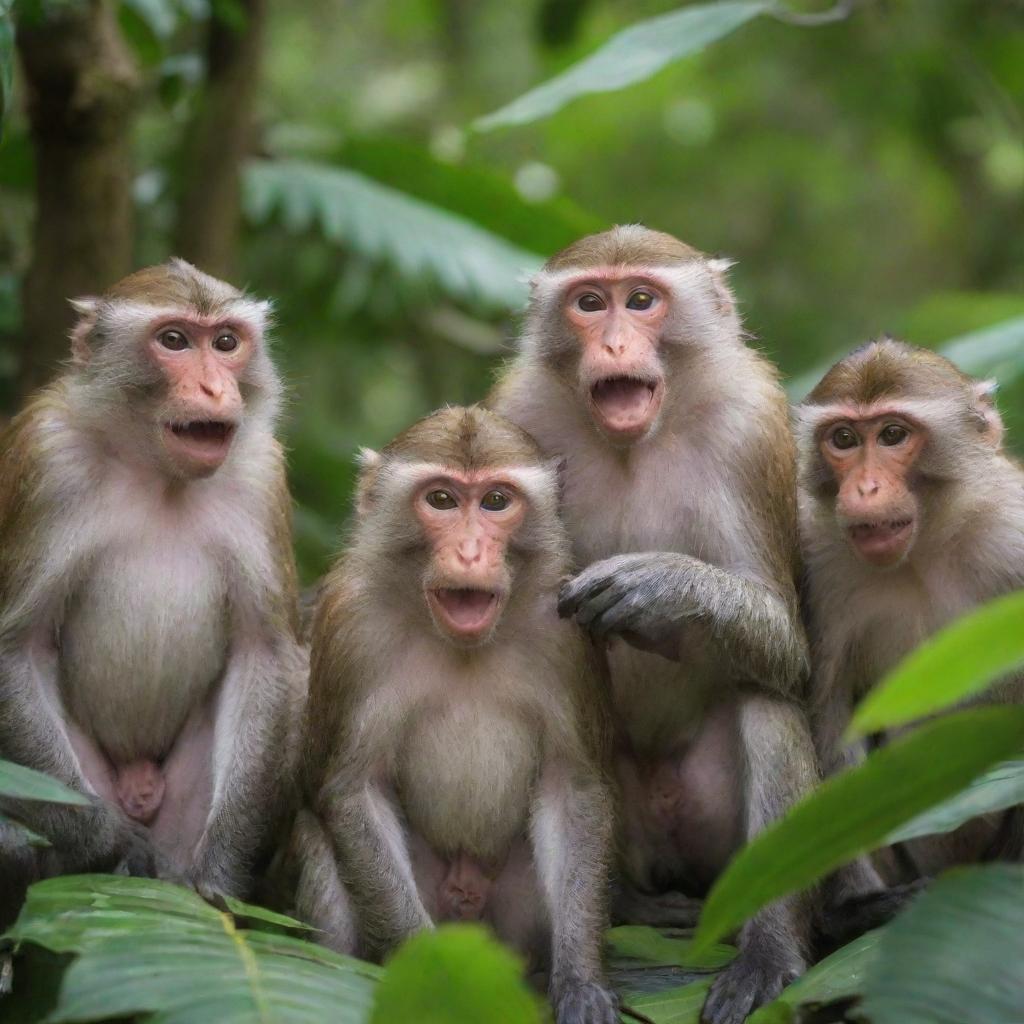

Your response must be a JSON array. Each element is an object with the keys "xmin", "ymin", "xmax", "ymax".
[
  {"xmin": 294, "ymin": 406, "xmax": 618, "ymax": 1024},
  {"xmin": 491, "ymin": 226, "xmax": 816, "ymax": 1024},
  {"xmin": 0, "ymin": 260, "xmax": 305, "ymax": 927},
  {"xmin": 797, "ymin": 338, "xmax": 1024, "ymax": 895}
]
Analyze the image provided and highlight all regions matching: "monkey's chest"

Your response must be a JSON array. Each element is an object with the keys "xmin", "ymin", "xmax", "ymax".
[
  {"xmin": 59, "ymin": 541, "xmax": 229, "ymax": 764},
  {"xmin": 396, "ymin": 702, "xmax": 540, "ymax": 865}
]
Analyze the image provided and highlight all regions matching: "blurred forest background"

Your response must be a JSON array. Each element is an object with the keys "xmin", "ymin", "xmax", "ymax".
[{"xmin": 1, "ymin": 0, "xmax": 1023, "ymax": 583}]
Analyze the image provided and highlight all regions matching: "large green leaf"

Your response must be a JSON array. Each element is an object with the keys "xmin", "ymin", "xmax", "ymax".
[
  {"xmin": 369, "ymin": 925, "xmax": 542, "ymax": 1024},
  {"xmin": 474, "ymin": 2, "xmax": 768, "ymax": 131},
  {"xmin": 691, "ymin": 705, "xmax": 1024, "ymax": 954},
  {"xmin": 847, "ymin": 590, "xmax": 1024, "ymax": 741},
  {"xmin": 0, "ymin": 759, "xmax": 90, "ymax": 805},
  {"xmin": 938, "ymin": 313, "xmax": 1024, "ymax": 382},
  {"xmin": 243, "ymin": 159, "xmax": 541, "ymax": 315},
  {"xmin": 888, "ymin": 758, "xmax": 1024, "ymax": 844},
  {"xmin": 6, "ymin": 875, "xmax": 380, "ymax": 1024},
  {"xmin": 338, "ymin": 136, "xmax": 602, "ymax": 257},
  {"xmin": 787, "ymin": 313, "xmax": 1024, "ymax": 400},
  {"xmin": 860, "ymin": 864, "xmax": 1024, "ymax": 1024}
]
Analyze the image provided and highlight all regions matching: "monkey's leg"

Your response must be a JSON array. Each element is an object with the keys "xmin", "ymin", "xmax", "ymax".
[
  {"xmin": 183, "ymin": 641, "xmax": 299, "ymax": 897},
  {"xmin": 149, "ymin": 703, "xmax": 215, "ymax": 879},
  {"xmin": 701, "ymin": 695, "xmax": 815, "ymax": 1024},
  {"xmin": 613, "ymin": 719, "xmax": 741, "ymax": 930},
  {"xmin": 291, "ymin": 809, "xmax": 358, "ymax": 954},
  {"xmin": 531, "ymin": 765, "xmax": 619, "ymax": 1024}
]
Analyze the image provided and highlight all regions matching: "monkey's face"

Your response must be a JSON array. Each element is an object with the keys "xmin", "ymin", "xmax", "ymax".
[
  {"xmin": 147, "ymin": 318, "xmax": 252, "ymax": 479},
  {"xmin": 414, "ymin": 472, "xmax": 526, "ymax": 647},
  {"xmin": 561, "ymin": 275, "xmax": 668, "ymax": 446},
  {"xmin": 818, "ymin": 411, "xmax": 924, "ymax": 568}
]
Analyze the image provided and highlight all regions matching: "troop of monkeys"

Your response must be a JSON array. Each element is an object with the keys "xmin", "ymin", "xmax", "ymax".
[{"xmin": 1, "ymin": 226, "xmax": 1021, "ymax": 1024}]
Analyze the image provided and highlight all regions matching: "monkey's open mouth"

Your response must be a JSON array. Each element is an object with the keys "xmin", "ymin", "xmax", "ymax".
[
  {"xmin": 163, "ymin": 420, "xmax": 236, "ymax": 472},
  {"xmin": 429, "ymin": 587, "xmax": 501, "ymax": 639},
  {"xmin": 590, "ymin": 376, "xmax": 661, "ymax": 438},
  {"xmin": 848, "ymin": 518, "xmax": 914, "ymax": 566}
]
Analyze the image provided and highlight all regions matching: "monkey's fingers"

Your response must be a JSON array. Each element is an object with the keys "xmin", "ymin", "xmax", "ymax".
[
  {"xmin": 573, "ymin": 581, "xmax": 631, "ymax": 626},
  {"xmin": 558, "ymin": 561, "xmax": 629, "ymax": 617}
]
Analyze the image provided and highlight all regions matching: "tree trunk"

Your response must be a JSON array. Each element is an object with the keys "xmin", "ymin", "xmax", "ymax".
[
  {"xmin": 15, "ymin": 1, "xmax": 140, "ymax": 399},
  {"xmin": 174, "ymin": 0, "xmax": 265, "ymax": 281}
]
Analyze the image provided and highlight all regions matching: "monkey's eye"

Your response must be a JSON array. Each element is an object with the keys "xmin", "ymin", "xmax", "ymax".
[
  {"xmin": 830, "ymin": 427, "xmax": 858, "ymax": 450},
  {"xmin": 626, "ymin": 290, "xmax": 655, "ymax": 310},
  {"xmin": 481, "ymin": 490, "xmax": 511, "ymax": 512},
  {"xmin": 426, "ymin": 490, "xmax": 457, "ymax": 510},
  {"xmin": 576, "ymin": 293, "xmax": 606, "ymax": 313},
  {"xmin": 213, "ymin": 333, "xmax": 239, "ymax": 353},
  {"xmin": 879, "ymin": 424, "xmax": 908, "ymax": 446},
  {"xmin": 159, "ymin": 330, "xmax": 188, "ymax": 351}
]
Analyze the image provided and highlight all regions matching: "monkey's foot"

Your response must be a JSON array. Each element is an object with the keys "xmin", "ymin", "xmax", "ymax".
[
  {"xmin": 614, "ymin": 884, "xmax": 703, "ymax": 928},
  {"xmin": 700, "ymin": 948, "xmax": 800, "ymax": 1024},
  {"xmin": 553, "ymin": 980, "xmax": 619, "ymax": 1024},
  {"xmin": 817, "ymin": 878, "xmax": 928, "ymax": 954}
]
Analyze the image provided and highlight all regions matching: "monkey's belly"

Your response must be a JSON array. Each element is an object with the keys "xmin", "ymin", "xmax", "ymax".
[
  {"xmin": 608, "ymin": 639, "xmax": 719, "ymax": 755},
  {"xmin": 616, "ymin": 699, "xmax": 743, "ymax": 892},
  {"xmin": 397, "ymin": 705, "xmax": 539, "ymax": 865},
  {"xmin": 60, "ymin": 543, "xmax": 228, "ymax": 764}
]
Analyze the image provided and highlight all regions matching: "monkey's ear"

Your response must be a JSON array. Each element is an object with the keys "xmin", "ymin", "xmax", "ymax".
[
  {"xmin": 706, "ymin": 256, "xmax": 737, "ymax": 317},
  {"xmin": 972, "ymin": 379, "xmax": 1005, "ymax": 448},
  {"xmin": 68, "ymin": 297, "xmax": 100, "ymax": 364},
  {"xmin": 355, "ymin": 448, "xmax": 381, "ymax": 513}
]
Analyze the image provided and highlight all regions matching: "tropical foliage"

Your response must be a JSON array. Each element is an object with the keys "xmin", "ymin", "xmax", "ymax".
[{"xmin": 1, "ymin": 1, "xmax": 1023, "ymax": 1021}]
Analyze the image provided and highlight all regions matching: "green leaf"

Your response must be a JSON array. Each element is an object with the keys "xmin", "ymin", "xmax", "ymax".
[
  {"xmin": 623, "ymin": 978, "xmax": 713, "ymax": 1024},
  {"xmin": 607, "ymin": 926, "xmax": 733, "ymax": 972},
  {"xmin": 222, "ymin": 894, "xmax": 314, "ymax": 931},
  {"xmin": 888, "ymin": 758, "xmax": 1024, "ymax": 844},
  {"xmin": 691, "ymin": 706, "xmax": 1024, "ymax": 954},
  {"xmin": 847, "ymin": 591, "xmax": 1024, "ymax": 741},
  {"xmin": 338, "ymin": 136, "xmax": 601, "ymax": 258},
  {"xmin": 938, "ymin": 313, "xmax": 1024, "ymax": 383},
  {"xmin": 7, "ymin": 875, "xmax": 380, "ymax": 1024},
  {"xmin": 787, "ymin": 313, "xmax": 1024, "ymax": 400},
  {"xmin": 860, "ymin": 864, "xmax": 1024, "ymax": 1024},
  {"xmin": 243, "ymin": 158, "xmax": 542, "ymax": 314},
  {"xmin": 0, "ymin": 759, "xmax": 90, "ymax": 805},
  {"xmin": 474, "ymin": 2, "xmax": 768, "ymax": 131},
  {"xmin": 370, "ymin": 924, "xmax": 542, "ymax": 1024},
  {"xmin": 748, "ymin": 931, "xmax": 880, "ymax": 1023}
]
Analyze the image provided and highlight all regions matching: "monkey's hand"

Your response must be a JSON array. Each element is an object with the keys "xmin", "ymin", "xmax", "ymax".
[
  {"xmin": 552, "ymin": 979, "xmax": 619, "ymax": 1024},
  {"xmin": 701, "ymin": 945, "xmax": 800, "ymax": 1024},
  {"xmin": 558, "ymin": 553, "xmax": 699, "ymax": 661}
]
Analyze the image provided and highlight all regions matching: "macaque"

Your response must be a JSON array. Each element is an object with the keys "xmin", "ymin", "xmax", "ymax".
[
  {"xmin": 796, "ymin": 338, "xmax": 1024, "ymax": 885},
  {"xmin": 490, "ymin": 226, "xmax": 817, "ymax": 1024},
  {"xmin": 0, "ymin": 260, "xmax": 305, "ymax": 927},
  {"xmin": 294, "ymin": 406, "xmax": 618, "ymax": 1024}
]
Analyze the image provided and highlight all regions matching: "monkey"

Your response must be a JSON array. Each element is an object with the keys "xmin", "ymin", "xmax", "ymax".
[
  {"xmin": 0, "ymin": 260, "xmax": 306, "ymax": 928},
  {"xmin": 293, "ymin": 405, "xmax": 619, "ymax": 1024},
  {"xmin": 489, "ymin": 225, "xmax": 817, "ymax": 1024},
  {"xmin": 795, "ymin": 337, "xmax": 1024, "ymax": 900}
]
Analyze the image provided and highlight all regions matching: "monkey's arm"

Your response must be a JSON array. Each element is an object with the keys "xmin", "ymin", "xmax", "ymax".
[
  {"xmin": 532, "ymin": 759, "xmax": 618, "ymax": 1024},
  {"xmin": 0, "ymin": 414, "xmax": 156, "ymax": 875},
  {"xmin": 187, "ymin": 630, "xmax": 305, "ymax": 895},
  {"xmin": 559, "ymin": 552, "xmax": 809, "ymax": 696}
]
